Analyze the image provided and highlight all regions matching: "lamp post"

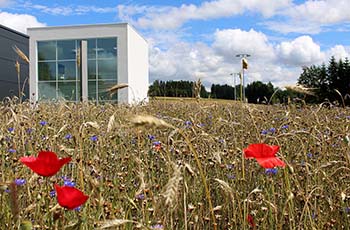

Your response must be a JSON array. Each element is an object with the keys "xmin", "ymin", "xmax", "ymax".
[{"xmin": 236, "ymin": 53, "xmax": 250, "ymax": 102}]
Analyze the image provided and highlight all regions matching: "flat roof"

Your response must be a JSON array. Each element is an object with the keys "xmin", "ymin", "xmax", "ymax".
[
  {"xmin": 0, "ymin": 24, "xmax": 29, "ymax": 38},
  {"xmin": 27, "ymin": 23, "xmax": 147, "ymax": 42}
]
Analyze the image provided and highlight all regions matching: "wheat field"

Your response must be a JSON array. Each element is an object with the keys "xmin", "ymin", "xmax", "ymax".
[{"xmin": 1, "ymin": 98, "xmax": 350, "ymax": 229}]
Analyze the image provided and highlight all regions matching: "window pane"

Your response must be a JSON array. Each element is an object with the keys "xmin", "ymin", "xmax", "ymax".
[
  {"xmin": 38, "ymin": 82, "xmax": 56, "ymax": 99},
  {"xmin": 38, "ymin": 41, "xmax": 56, "ymax": 61},
  {"xmin": 57, "ymin": 40, "xmax": 76, "ymax": 60},
  {"xmin": 87, "ymin": 39, "xmax": 96, "ymax": 59},
  {"xmin": 58, "ymin": 81, "xmax": 77, "ymax": 101},
  {"xmin": 38, "ymin": 62, "xmax": 56, "ymax": 81},
  {"xmin": 98, "ymin": 80, "xmax": 117, "ymax": 101},
  {"xmin": 97, "ymin": 59, "xmax": 117, "ymax": 80},
  {"xmin": 88, "ymin": 60, "xmax": 96, "ymax": 79},
  {"xmin": 88, "ymin": 81, "xmax": 97, "ymax": 101},
  {"xmin": 58, "ymin": 61, "xmax": 76, "ymax": 80},
  {"xmin": 97, "ymin": 38, "xmax": 117, "ymax": 59}
]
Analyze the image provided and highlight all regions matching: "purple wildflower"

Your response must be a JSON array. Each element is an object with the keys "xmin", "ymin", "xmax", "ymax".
[
  {"xmin": 150, "ymin": 224, "xmax": 164, "ymax": 229},
  {"xmin": 261, "ymin": 130, "xmax": 268, "ymax": 135},
  {"xmin": 265, "ymin": 168, "xmax": 278, "ymax": 175},
  {"xmin": 26, "ymin": 128, "xmax": 33, "ymax": 134},
  {"xmin": 136, "ymin": 193, "xmax": 145, "ymax": 200},
  {"xmin": 148, "ymin": 135, "xmax": 155, "ymax": 141},
  {"xmin": 227, "ymin": 174, "xmax": 235, "ymax": 179},
  {"xmin": 65, "ymin": 134, "xmax": 72, "ymax": 140},
  {"xmin": 226, "ymin": 164, "xmax": 234, "ymax": 169},
  {"xmin": 90, "ymin": 135, "xmax": 98, "ymax": 142},
  {"xmin": 39, "ymin": 121, "xmax": 47, "ymax": 126},
  {"xmin": 269, "ymin": 128, "xmax": 276, "ymax": 133},
  {"xmin": 281, "ymin": 125, "xmax": 289, "ymax": 129},
  {"xmin": 8, "ymin": 149, "xmax": 16, "ymax": 153},
  {"xmin": 8, "ymin": 127, "xmax": 14, "ymax": 132},
  {"xmin": 50, "ymin": 190, "xmax": 56, "ymax": 197},
  {"xmin": 62, "ymin": 177, "xmax": 76, "ymax": 187},
  {"xmin": 15, "ymin": 178, "xmax": 26, "ymax": 186}
]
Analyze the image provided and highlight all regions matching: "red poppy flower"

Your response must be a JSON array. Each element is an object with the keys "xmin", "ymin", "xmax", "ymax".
[
  {"xmin": 244, "ymin": 143, "xmax": 285, "ymax": 168},
  {"xmin": 54, "ymin": 184, "xmax": 89, "ymax": 210},
  {"xmin": 247, "ymin": 214, "xmax": 256, "ymax": 229},
  {"xmin": 20, "ymin": 151, "xmax": 71, "ymax": 177}
]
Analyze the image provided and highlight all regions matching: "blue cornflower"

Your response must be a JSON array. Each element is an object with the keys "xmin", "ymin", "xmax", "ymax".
[
  {"xmin": 197, "ymin": 123, "xmax": 205, "ymax": 127},
  {"xmin": 150, "ymin": 224, "xmax": 164, "ymax": 229},
  {"xmin": 227, "ymin": 174, "xmax": 235, "ymax": 179},
  {"xmin": 39, "ymin": 121, "xmax": 47, "ymax": 126},
  {"xmin": 281, "ymin": 125, "xmax": 289, "ymax": 129},
  {"xmin": 136, "ymin": 193, "xmax": 145, "ymax": 200},
  {"xmin": 74, "ymin": 206, "xmax": 82, "ymax": 211},
  {"xmin": 346, "ymin": 116, "xmax": 350, "ymax": 120},
  {"xmin": 131, "ymin": 138, "xmax": 137, "ymax": 144},
  {"xmin": 50, "ymin": 190, "xmax": 56, "ymax": 197},
  {"xmin": 90, "ymin": 135, "xmax": 98, "ymax": 142},
  {"xmin": 15, "ymin": 179, "xmax": 26, "ymax": 186},
  {"xmin": 307, "ymin": 152, "xmax": 313, "ymax": 158},
  {"xmin": 265, "ymin": 168, "xmax": 278, "ymax": 175},
  {"xmin": 26, "ymin": 128, "xmax": 33, "ymax": 134},
  {"xmin": 269, "ymin": 128, "xmax": 276, "ymax": 133},
  {"xmin": 261, "ymin": 130, "xmax": 268, "ymax": 135},
  {"xmin": 153, "ymin": 141, "xmax": 161, "ymax": 146},
  {"xmin": 185, "ymin": 121, "xmax": 192, "ymax": 127},
  {"xmin": 8, "ymin": 127, "xmax": 14, "ymax": 132},
  {"xmin": 226, "ymin": 164, "xmax": 234, "ymax": 170},
  {"xmin": 345, "ymin": 207, "xmax": 350, "ymax": 213},
  {"xmin": 65, "ymin": 134, "xmax": 72, "ymax": 140},
  {"xmin": 218, "ymin": 139, "xmax": 225, "ymax": 143},
  {"xmin": 62, "ymin": 177, "xmax": 76, "ymax": 187},
  {"xmin": 8, "ymin": 149, "xmax": 16, "ymax": 153},
  {"xmin": 147, "ymin": 135, "xmax": 155, "ymax": 140}
]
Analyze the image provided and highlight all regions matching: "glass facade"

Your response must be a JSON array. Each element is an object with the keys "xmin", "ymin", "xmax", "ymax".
[{"xmin": 37, "ymin": 37, "xmax": 118, "ymax": 102}]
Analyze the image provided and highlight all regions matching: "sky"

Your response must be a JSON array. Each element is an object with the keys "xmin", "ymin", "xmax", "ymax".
[{"xmin": 1, "ymin": 0, "xmax": 350, "ymax": 89}]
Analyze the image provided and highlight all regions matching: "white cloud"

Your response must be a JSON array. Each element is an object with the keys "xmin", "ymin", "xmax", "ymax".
[
  {"xmin": 276, "ymin": 36, "xmax": 324, "ymax": 66},
  {"xmin": 22, "ymin": 2, "xmax": 117, "ymax": 16},
  {"xmin": 265, "ymin": 0, "xmax": 350, "ymax": 34},
  {"xmin": 287, "ymin": 0, "xmax": 350, "ymax": 24},
  {"xmin": 212, "ymin": 28, "xmax": 275, "ymax": 60},
  {"xmin": 0, "ymin": 12, "xmax": 45, "ymax": 33},
  {"xmin": 118, "ymin": 0, "xmax": 291, "ymax": 30},
  {"xmin": 326, "ymin": 45, "xmax": 350, "ymax": 60}
]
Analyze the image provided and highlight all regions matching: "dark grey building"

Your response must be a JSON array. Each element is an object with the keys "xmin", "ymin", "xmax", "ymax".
[{"xmin": 0, "ymin": 24, "xmax": 29, "ymax": 100}]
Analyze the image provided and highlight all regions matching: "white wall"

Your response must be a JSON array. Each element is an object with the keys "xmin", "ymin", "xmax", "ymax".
[
  {"xmin": 28, "ymin": 23, "xmax": 135, "ymax": 103},
  {"xmin": 127, "ymin": 25, "xmax": 149, "ymax": 104}
]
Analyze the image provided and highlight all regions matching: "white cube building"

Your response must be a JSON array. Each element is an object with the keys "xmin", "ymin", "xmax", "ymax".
[{"xmin": 28, "ymin": 23, "xmax": 148, "ymax": 104}]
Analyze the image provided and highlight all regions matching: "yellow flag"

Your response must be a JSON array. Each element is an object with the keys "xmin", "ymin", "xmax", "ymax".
[{"xmin": 242, "ymin": 58, "xmax": 248, "ymax": 69}]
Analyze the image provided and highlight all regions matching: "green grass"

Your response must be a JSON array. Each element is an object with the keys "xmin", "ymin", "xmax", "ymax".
[{"xmin": 1, "ymin": 98, "xmax": 350, "ymax": 229}]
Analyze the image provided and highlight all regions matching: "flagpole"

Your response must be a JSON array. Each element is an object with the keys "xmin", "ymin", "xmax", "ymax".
[{"xmin": 236, "ymin": 54, "xmax": 250, "ymax": 102}]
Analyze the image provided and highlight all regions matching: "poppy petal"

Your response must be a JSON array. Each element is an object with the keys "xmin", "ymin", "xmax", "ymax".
[
  {"xmin": 20, "ymin": 151, "xmax": 71, "ymax": 177},
  {"xmin": 255, "ymin": 157, "xmax": 286, "ymax": 168},
  {"xmin": 55, "ymin": 184, "xmax": 89, "ymax": 210},
  {"xmin": 244, "ymin": 143, "xmax": 279, "ymax": 158}
]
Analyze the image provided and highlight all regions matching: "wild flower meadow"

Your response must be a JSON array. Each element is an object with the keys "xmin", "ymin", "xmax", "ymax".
[{"xmin": 1, "ymin": 98, "xmax": 350, "ymax": 229}]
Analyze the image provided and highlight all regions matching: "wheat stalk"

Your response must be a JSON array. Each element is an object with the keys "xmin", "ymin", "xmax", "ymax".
[
  {"xmin": 162, "ymin": 162, "xmax": 183, "ymax": 209},
  {"xmin": 13, "ymin": 46, "xmax": 29, "ymax": 63}
]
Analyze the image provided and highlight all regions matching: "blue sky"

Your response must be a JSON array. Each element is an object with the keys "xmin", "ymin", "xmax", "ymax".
[{"xmin": 1, "ymin": 0, "xmax": 350, "ymax": 88}]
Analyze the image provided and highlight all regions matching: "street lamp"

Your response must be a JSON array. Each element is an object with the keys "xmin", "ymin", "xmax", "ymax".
[{"xmin": 236, "ymin": 53, "xmax": 251, "ymax": 102}]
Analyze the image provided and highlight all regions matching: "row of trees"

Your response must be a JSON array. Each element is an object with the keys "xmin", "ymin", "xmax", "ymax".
[
  {"xmin": 148, "ymin": 80, "xmax": 209, "ymax": 98},
  {"xmin": 149, "ymin": 80, "xmax": 297, "ymax": 104},
  {"xmin": 298, "ymin": 57, "xmax": 350, "ymax": 105}
]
